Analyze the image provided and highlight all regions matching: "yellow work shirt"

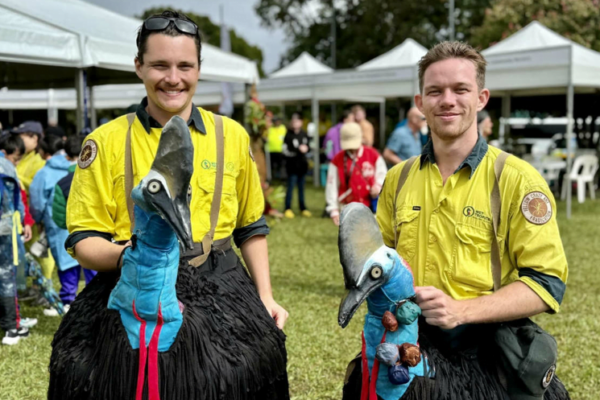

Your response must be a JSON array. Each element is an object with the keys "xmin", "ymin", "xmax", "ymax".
[
  {"xmin": 267, "ymin": 125, "xmax": 286, "ymax": 153},
  {"xmin": 376, "ymin": 137, "xmax": 568, "ymax": 312},
  {"xmin": 17, "ymin": 151, "xmax": 45, "ymax": 192},
  {"xmin": 66, "ymin": 106, "xmax": 265, "ymax": 255}
]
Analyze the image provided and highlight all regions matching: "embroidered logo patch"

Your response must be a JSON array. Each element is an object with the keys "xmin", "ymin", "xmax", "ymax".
[
  {"xmin": 463, "ymin": 206, "xmax": 475, "ymax": 217},
  {"xmin": 78, "ymin": 139, "xmax": 97, "ymax": 169},
  {"xmin": 521, "ymin": 191, "xmax": 552, "ymax": 225},
  {"xmin": 542, "ymin": 364, "xmax": 556, "ymax": 388},
  {"xmin": 226, "ymin": 162, "xmax": 235, "ymax": 172}
]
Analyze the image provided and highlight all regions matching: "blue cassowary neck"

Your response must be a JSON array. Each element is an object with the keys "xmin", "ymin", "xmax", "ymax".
[{"xmin": 132, "ymin": 206, "xmax": 178, "ymax": 250}]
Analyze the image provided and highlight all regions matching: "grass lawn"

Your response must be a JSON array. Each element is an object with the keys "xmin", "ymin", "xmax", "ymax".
[{"xmin": 0, "ymin": 185, "xmax": 598, "ymax": 399}]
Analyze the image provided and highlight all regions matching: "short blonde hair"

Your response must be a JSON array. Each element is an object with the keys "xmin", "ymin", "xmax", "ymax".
[{"xmin": 418, "ymin": 41, "xmax": 487, "ymax": 93}]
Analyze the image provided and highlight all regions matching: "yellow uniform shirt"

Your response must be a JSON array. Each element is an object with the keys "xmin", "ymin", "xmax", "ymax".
[
  {"xmin": 17, "ymin": 151, "xmax": 46, "ymax": 192},
  {"xmin": 267, "ymin": 125, "xmax": 286, "ymax": 153},
  {"xmin": 376, "ymin": 137, "xmax": 568, "ymax": 312},
  {"xmin": 66, "ymin": 104, "xmax": 266, "ymax": 254}
]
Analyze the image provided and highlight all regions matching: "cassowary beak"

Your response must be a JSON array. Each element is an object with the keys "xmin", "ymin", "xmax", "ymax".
[
  {"xmin": 337, "ymin": 203, "xmax": 385, "ymax": 328},
  {"xmin": 143, "ymin": 115, "xmax": 195, "ymax": 250}
]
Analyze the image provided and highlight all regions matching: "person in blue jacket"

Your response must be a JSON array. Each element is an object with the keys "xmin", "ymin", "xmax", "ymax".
[{"xmin": 29, "ymin": 136, "xmax": 94, "ymax": 316}]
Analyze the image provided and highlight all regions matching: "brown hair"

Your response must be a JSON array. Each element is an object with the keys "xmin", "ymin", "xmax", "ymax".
[
  {"xmin": 351, "ymin": 105, "xmax": 365, "ymax": 113},
  {"xmin": 418, "ymin": 41, "xmax": 487, "ymax": 92}
]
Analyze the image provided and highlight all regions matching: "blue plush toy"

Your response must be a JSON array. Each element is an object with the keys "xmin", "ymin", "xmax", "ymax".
[{"xmin": 337, "ymin": 203, "xmax": 430, "ymax": 400}]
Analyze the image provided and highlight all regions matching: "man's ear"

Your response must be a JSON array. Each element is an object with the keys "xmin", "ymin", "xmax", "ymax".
[
  {"xmin": 477, "ymin": 88, "xmax": 490, "ymax": 112},
  {"xmin": 415, "ymin": 94, "xmax": 423, "ymax": 113},
  {"xmin": 135, "ymin": 58, "xmax": 143, "ymax": 80}
]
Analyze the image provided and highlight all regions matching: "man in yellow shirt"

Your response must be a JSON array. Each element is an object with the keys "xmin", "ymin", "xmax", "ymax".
[
  {"xmin": 376, "ymin": 42, "xmax": 568, "ymax": 399},
  {"xmin": 51, "ymin": 10, "xmax": 288, "ymax": 400}
]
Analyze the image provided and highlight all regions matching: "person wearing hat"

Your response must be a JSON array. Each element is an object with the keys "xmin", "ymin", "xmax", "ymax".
[
  {"xmin": 325, "ymin": 122, "xmax": 387, "ymax": 226},
  {"xmin": 11, "ymin": 121, "xmax": 46, "ymax": 191},
  {"xmin": 11, "ymin": 121, "xmax": 56, "ymax": 279}
]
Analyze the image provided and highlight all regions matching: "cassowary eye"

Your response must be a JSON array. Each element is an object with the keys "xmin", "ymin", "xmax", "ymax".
[
  {"xmin": 371, "ymin": 266, "xmax": 383, "ymax": 279},
  {"xmin": 148, "ymin": 180, "xmax": 162, "ymax": 194}
]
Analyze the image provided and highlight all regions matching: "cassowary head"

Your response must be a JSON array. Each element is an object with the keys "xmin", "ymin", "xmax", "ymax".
[
  {"xmin": 338, "ymin": 203, "xmax": 416, "ymax": 328},
  {"xmin": 131, "ymin": 116, "xmax": 194, "ymax": 250}
]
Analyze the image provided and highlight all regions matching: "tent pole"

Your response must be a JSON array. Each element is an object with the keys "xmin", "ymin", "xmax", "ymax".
[
  {"xmin": 75, "ymin": 69, "xmax": 85, "ymax": 133},
  {"xmin": 89, "ymin": 86, "xmax": 97, "ymax": 130},
  {"xmin": 379, "ymin": 99, "xmax": 386, "ymax": 151},
  {"xmin": 312, "ymin": 96, "xmax": 320, "ymax": 187},
  {"xmin": 566, "ymin": 83, "xmax": 574, "ymax": 219},
  {"xmin": 501, "ymin": 94, "xmax": 511, "ymax": 147}
]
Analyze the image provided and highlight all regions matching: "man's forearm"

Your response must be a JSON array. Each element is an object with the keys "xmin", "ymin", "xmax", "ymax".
[
  {"xmin": 240, "ymin": 235, "xmax": 273, "ymax": 300},
  {"xmin": 383, "ymin": 148, "xmax": 402, "ymax": 165},
  {"xmin": 74, "ymin": 237, "xmax": 126, "ymax": 272},
  {"xmin": 461, "ymin": 281, "xmax": 549, "ymax": 325}
]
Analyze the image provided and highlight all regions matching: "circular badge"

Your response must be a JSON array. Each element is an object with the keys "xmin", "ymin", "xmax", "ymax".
[
  {"xmin": 201, "ymin": 160, "xmax": 211, "ymax": 170},
  {"xmin": 463, "ymin": 206, "xmax": 474, "ymax": 217},
  {"xmin": 78, "ymin": 139, "xmax": 98, "ymax": 169},
  {"xmin": 521, "ymin": 191, "xmax": 553, "ymax": 225},
  {"xmin": 542, "ymin": 364, "xmax": 556, "ymax": 388},
  {"xmin": 226, "ymin": 162, "xmax": 235, "ymax": 172}
]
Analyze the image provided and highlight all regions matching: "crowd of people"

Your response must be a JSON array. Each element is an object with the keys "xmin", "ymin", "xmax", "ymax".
[{"xmin": 0, "ymin": 120, "xmax": 94, "ymax": 345}]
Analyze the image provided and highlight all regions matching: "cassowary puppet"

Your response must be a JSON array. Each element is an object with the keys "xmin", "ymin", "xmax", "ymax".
[
  {"xmin": 337, "ymin": 203, "xmax": 570, "ymax": 400},
  {"xmin": 49, "ymin": 116, "xmax": 288, "ymax": 400}
]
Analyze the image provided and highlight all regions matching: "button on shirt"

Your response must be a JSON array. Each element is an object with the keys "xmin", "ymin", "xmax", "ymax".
[
  {"xmin": 376, "ymin": 137, "xmax": 568, "ymax": 312},
  {"xmin": 66, "ymin": 99, "xmax": 267, "ymax": 254},
  {"xmin": 385, "ymin": 125, "xmax": 423, "ymax": 162}
]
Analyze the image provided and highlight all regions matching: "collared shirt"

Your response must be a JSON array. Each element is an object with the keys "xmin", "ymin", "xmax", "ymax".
[
  {"xmin": 376, "ymin": 137, "xmax": 568, "ymax": 312},
  {"xmin": 66, "ymin": 99, "xmax": 267, "ymax": 254},
  {"xmin": 16, "ymin": 151, "xmax": 46, "ymax": 192},
  {"xmin": 386, "ymin": 125, "xmax": 423, "ymax": 162},
  {"xmin": 267, "ymin": 125, "xmax": 286, "ymax": 153}
]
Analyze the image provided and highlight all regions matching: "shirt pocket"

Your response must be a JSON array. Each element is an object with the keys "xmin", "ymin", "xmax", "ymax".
[
  {"xmin": 449, "ymin": 223, "xmax": 493, "ymax": 291},
  {"xmin": 196, "ymin": 171, "xmax": 238, "ymax": 231},
  {"xmin": 395, "ymin": 206, "xmax": 420, "ymax": 263}
]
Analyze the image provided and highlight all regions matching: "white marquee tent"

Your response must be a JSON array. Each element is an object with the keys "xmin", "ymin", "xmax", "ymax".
[
  {"xmin": 482, "ymin": 21, "xmax": 600, "ymax": 218},
  {"xmin": 0, "ymin": 0, "xmax": 259, "ymax": 129}
]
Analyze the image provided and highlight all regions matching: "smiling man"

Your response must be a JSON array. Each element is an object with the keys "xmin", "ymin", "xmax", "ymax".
[
  {"xmin": 54, "ymin": 10, "xmax": 289, "ymax": 400},
  {"xmin": 375, "ymin": 42, "xmax": 569, "ymax": 399}
]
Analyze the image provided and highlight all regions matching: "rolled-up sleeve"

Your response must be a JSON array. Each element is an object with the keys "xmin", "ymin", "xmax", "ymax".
[
  {"xmin": 66, "ymin": 133, "xmax": 117, "ymax": 257},
  {"xmin": 234, "ymin": 125, "xmax": 268, "ymax": 247},
  {"xmin": 507, "ymin": 178, "xmax": 568, "ymax": 313}
]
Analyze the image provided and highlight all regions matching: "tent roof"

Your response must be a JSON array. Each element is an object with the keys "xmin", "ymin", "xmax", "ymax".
[
  {"xmin": 357, "ymin": 39, "xmax": 427, "ymax": 71},
  {"xmin": 483, "ymin": 21, "xmax": 600, "ymax": 71},
  {"xmin": 269, "ymin": 52, "xmax": 333, "ymax": 78},
  {"xmin": 0, "ymin": 0, "xmax": 259, "ymax": 88},
  {"xmin": 482, "ymin": 21, "xmax": 600, "ymax": 91}
]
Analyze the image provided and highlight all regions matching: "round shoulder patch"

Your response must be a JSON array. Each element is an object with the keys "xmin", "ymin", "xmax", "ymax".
[
  {"xmin": 521, "ymin": 191, "xmax": 552, "ymax": 225},
  {"xmin": 78, "ymin": 139, "xmax": 98, "ymax": 169},
  {"xmin": 542, "ymin": 364, "xmax": 556, "ymax": 388}
]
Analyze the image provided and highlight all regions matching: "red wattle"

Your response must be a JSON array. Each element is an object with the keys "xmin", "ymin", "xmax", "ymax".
[
  {"xmin": 148, "ymin": 304, "xmax": 164, "ymax": 400},
  {"xmin": 132, "ymin": 301, "xmax": 148, "ymax": 400}
]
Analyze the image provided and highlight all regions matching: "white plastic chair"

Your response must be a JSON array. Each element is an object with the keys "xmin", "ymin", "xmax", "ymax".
[{"xmin": 561, "ymin": 155, "xmax": 599, "ymax": 203}]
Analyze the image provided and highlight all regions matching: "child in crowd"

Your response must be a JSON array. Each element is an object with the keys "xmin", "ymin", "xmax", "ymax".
[
  {"xmin": 0, "ymin": 135, "xmax": 36, "ymax": 345},
  {"xmin": 30, "ymin": 136, "xmax": 95, "ymax": 316}
]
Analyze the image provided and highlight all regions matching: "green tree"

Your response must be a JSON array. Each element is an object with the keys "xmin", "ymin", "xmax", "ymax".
[
  {"xmin": 471, "ymin": 0, "xmax": 600, "ymax": 51},
  {"xmin": 255, "ymin": 0, "xmax": 492, "ymax": 69},
  {"xmin": 139, "ymin": 7, "xmax": 266, "ymax": 76}
]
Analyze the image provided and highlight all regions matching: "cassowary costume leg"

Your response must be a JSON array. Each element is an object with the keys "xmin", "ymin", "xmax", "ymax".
[
  {"xmin": 337, "ymin": 203, "xmax": 569, "ymax": 400},
  {"xmin": 49, "ymin": 116, "xmax": 288, "ymax": 400}
]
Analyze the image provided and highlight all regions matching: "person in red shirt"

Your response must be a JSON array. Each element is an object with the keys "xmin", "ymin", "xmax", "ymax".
[{"xmin": 325, "ymin": 122, "xmax": 387, "ymax": 225}]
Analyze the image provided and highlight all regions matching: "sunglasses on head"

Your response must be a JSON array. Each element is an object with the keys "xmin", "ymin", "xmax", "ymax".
[{"xmin": 144, "ymin": 17, "xmax": 198, "ymax": 36}]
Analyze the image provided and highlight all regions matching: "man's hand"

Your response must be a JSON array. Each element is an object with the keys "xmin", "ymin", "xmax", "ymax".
[
  {"xmin": 261, "ymin": 295, "xmax": 289, "ymax": 330},
  {"xmin": 299, "ymin": 144, "xmax": 309, "ymax": 154},
  {"xmin": 415, "ymin": 286, "xmax": 466, "ymax": 330},
  {"xmin": 331, "ymin": 214, "xmax": 340, "ymax": 226},
  {"xmin": 23, "ymin": 225, "xmax": 32, "ymax": 242}
]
